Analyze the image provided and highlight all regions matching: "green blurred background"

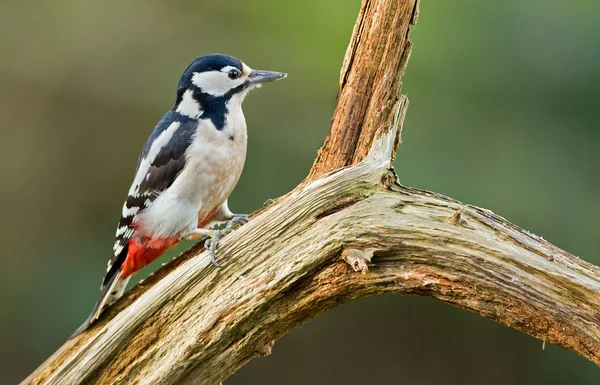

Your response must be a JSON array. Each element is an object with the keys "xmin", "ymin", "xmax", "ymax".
[{"xmin": 1, "ymin": 0, "xmax": 599, "ymax": 383}]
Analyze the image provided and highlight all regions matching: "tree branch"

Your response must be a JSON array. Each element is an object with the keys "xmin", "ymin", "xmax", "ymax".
[
  {"xmin": 305, "ymin": 0, "xmax": 417, "ymax": 182},
  {"xmin": 22, "ymin": 0, "xmax": 600, "ymax": 384}
]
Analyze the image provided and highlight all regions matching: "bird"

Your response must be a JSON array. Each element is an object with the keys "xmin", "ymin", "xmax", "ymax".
[{"xmin": 73, "ymin": 53, "xmax": 286, "ymax": 335}]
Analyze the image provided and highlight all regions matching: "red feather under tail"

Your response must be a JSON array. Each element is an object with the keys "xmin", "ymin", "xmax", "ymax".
[{"xmin": 121, "ymin": 237, "xmax": 179, "ymax": 278}]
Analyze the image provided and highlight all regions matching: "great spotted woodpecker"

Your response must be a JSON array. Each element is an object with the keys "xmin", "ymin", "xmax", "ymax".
[{"xmin": 74, "ymin": 54, "xmax": 286, "ymax": 334}]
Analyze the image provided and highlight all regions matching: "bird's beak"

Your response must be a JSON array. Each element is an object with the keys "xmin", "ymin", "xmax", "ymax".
[{"xmin": 248, "ymin": 70, "xmax": 287, "ymax": 85}]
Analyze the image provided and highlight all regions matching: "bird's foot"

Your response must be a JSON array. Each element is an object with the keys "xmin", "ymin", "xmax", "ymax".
[
  {"xmin": 189, "ymin": 215, "xmax": 248, "ymax": 268},
  {"xmin": 205, "ymin": 215, "xmax": 248, "ymax": 267}
]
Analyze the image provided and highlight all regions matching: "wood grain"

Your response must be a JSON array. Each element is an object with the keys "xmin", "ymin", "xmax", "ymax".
[
  {"xmin": 304, "ymin": 0, "xmax": 418, "ymax": 182},
  {"xmin": 21, "ymin": 0, "xmax": 600, "ymax": 384}
]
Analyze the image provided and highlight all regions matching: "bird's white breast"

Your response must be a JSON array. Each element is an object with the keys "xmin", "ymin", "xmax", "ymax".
[{"xmin": 139, "ymin": 100, "xmax": 248, "ymax": 239}]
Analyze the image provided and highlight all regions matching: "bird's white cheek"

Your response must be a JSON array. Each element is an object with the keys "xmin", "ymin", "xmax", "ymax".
[{"xmin": 191, "ymin": 71, "xmax": 244, "ymax": 96}]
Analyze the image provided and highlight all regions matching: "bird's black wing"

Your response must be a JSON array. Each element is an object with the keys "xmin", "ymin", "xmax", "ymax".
[{"xmin": 104, "ymin": 113, "xmax": 197, "ymax": 286}]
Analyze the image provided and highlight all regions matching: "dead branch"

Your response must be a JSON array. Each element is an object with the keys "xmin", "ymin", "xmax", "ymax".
[{"xmin": 22, "ymin": 1, "xmax": 600, "ymax": 384}]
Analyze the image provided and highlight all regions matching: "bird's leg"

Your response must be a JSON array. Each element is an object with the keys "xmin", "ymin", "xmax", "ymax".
[
  {"xmin": 204, "ymin": 215, "xmax": 248, "ymax": 268},
  {"xmin": 186, "ymin": 215, "xmax": 248, "ymax": 268}
]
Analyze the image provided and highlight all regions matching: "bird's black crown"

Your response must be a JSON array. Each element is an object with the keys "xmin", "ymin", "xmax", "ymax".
[{"xmin": 177, "ymin": 53, "xmax": 243, "ymax": 90}]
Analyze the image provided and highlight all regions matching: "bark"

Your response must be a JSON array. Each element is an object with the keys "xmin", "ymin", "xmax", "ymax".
[
  {"xmin": 304, "ymin": 0, "xmax": 417, "ymax": 183},
  {"xmin": 22, "ymin": 0, "xmax": 600, "ymax": 384}
]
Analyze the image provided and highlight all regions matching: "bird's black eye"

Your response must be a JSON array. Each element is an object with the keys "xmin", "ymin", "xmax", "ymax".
[{"xmin": 228, "ymin": 69, "xmax": 242, "ymax": 80}]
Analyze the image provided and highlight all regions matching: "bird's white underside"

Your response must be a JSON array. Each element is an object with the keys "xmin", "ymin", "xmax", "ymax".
[{"xmin": 128, "ymin": 94, "xmax": 248, "ymax": 241}]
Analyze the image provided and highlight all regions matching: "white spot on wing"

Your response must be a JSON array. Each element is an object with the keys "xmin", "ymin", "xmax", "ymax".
[
  {"xmin": 113, "ymin": 244, "xmax": 124, "ymax": 256},
  {"xmin": 122, "ymin": 205, "xmax": 140, "ymax": 218},
  {"xmin": 176, "ymin": 89, "xmax": 202, "ymax": 118},
  {"xmin": 115, "ymin": 226, "xmax": 128, "ymax": 237},
  {"xmin": 128, "ymin": 121, "xmax": 181, "ymax": 196}
]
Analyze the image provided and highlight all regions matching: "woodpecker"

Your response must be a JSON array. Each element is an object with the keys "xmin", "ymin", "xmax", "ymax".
[{"xmin": 74, "ymin": 54, "xmax": 286, "ymax": 335}]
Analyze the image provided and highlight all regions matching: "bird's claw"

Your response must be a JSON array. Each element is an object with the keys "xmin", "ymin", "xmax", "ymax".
[
  {"xmin": 228, "ymin": 215, "xmax": 249, "ymax": 228},
  {"xmin": 204, "ymin": 233, "xmax": 223, "ymax": 268},
  {"xmin": 204, "ymin": 215, "xmax": 248, "ymax": 268}
]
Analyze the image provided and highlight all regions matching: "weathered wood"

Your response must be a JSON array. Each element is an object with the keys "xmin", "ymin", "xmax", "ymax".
[
  {"xmin": 304, "ymin": 0, "xmax": 418, "ymax": 182},
  {"xmin": 21, "ymin": 0, "xmax": 600, "ymax": 384}
]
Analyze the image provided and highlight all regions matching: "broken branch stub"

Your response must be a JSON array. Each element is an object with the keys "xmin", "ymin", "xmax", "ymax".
[{"xmin": 305, "ymin": 0, "xmax": 419, "ymax": 182}]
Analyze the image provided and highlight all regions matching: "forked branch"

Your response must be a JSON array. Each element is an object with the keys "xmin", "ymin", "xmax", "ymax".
[{"xmin": 22, "ymin": 1, "xmax": 600, "ymax": 384}]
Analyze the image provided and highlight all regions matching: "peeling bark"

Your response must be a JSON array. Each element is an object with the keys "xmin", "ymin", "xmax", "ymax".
[{"xmin": 21, "ymin": 0, "xmax": 600, "ymax": 384}]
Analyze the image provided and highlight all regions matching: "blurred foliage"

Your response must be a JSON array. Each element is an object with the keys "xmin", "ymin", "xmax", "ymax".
[{"xmin": 0, "ymin": 0, "xmax": 598, "ymax": 384}]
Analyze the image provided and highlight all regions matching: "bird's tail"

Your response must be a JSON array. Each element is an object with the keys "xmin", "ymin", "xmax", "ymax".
[{"xmin": 70, "ymin": 271, "xmax": 130, "ymax": 338}]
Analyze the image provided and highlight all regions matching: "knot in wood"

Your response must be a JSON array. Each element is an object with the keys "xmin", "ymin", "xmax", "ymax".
[{"xmin": 342, "ymin": 248, "xmax": 374, "ymax": 274}]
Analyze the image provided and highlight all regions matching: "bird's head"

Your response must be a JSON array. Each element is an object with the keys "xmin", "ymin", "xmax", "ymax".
[{"xmin": 175, "ymin": 54, "xmax": 286, "ymax": 116}]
